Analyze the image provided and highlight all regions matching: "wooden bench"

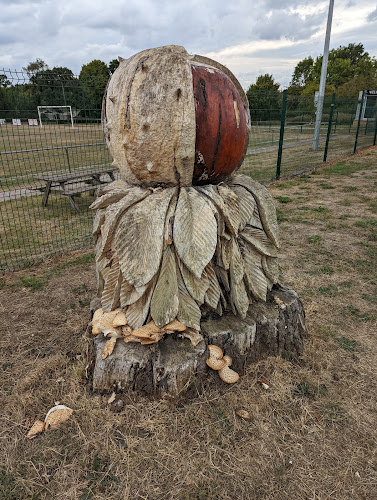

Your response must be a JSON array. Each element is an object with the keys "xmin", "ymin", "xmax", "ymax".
[{"xmin": 33, "ymin": 166, "xmax": 117, "ymax": 213}]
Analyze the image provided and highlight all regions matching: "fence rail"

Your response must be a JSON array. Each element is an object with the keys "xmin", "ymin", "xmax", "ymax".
[{"xmin": 1, "ymin": 69, "xmax": 376, "ymax": 271}]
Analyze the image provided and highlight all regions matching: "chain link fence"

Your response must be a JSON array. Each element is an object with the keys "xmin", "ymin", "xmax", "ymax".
[{"xmin": 1, "ymin": 71, "xmax": 376, "ymax": 271}]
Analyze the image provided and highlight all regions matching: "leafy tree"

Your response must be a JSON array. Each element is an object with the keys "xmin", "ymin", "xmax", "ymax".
[
  {"xmin": 291, "ymin": 57, "xmax": 314, "ymax": 87},
  {"xmin": 23, "ymin": 58, "xmax": 49, "ymax": 77},
  {"xmin": 289, "ymin": 43, "xmax": 377, "ymax": 97},
  {"xmin": 79, "ymin": 59, "xmax": 110, "ymax": 114},
  {"xmin": 0, "ymin": 74, "xmax": 11, "ymax": 88},
  {"xmin": 246, "ymin": 74, "xmax": 281, "ymax": 121},
  {"xmin": 30, "ymin": 67, "xmax": 77, "ymax": 107},
  {"xmin": 108, "ymin": 59, "xmax": 120, "ymax": 74}
]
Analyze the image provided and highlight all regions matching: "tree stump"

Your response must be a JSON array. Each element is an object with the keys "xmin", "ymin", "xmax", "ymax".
[{"xmin": 90, "ymin": 285, "xmax": 305, "ymax": 397}]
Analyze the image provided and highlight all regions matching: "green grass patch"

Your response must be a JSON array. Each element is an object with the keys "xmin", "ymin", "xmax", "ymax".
[
  {"xmin": 19, "ymin": 276, "xmax": 45, "ymax": 291},
  {"xmin": 276, "ymin": 196, "xmax": 292, "ymax": 203},
  {"xmin": 307, "ymin": 235, "xmax": 322, "ymax": 244},
  {"xmin": 312, "ymin": 206, "xmax": 328, "ymax": 213},
  {"xmin": 343, "ymin": 186, "xmax": 358, "ymax": 192},
  {"xmin": 320, "ymin": 183, "xmax": 335, "ymax": 189},
  {"xmin": 318, "ymin": 284, "xmax": 338, "ymax": 296}
]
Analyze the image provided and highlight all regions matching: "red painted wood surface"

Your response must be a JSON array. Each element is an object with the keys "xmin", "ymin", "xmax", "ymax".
[{"xmin": 191, "ymin": 65, "xmax": 248, "ymax": 185}]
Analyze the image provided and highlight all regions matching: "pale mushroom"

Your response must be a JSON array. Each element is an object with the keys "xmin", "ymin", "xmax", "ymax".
[
  {"xmin": 218, "ymin": 364, "xmax": 239, "ymax": 384},
  {"xmin": 91, "ymin": 307, "xmax": 104, "ymax": 335},
  {"xmin": 102, "ymin": 338, "xmax": 117, "ymax": 359},
  {"xmin": 98, "ymin": 309, "xmax": 121, "ymax": 336},
  {"xmin": 206, "ymin": 344, "xmax": 227, "ymax": 370},
  {"xmin": 132, "ymin": 321, "xmax": 161, "ymax": 339},
  {"xmin": 113, "ymin": 310, "xmax": 127, "ymax": 327},
  {"xmin": 27, "ymin": 419, "xmax": 45, "ymax": 439},
  {"xmin": 44, "ymin": 405, "xmax": 74, "ymax": 430},
  {"xmin": 164, "ymin": 319, "xmax": 187, "ymax": 332},
  {"xmin": 223, "ymin": 355, "xmax": 232, "ymax": 366}
]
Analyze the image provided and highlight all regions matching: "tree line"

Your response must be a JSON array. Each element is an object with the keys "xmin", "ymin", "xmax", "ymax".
[
  {"xmin": 0, "ymin": 57, "xmax": 120, "ymax": 118},
  {"xmin": 246, "ymin": 43, "xmax": 377, "ymax": 120},
  {"xmin": 1, "ymin": 43, "xmax": 376, "ymax": 119}
]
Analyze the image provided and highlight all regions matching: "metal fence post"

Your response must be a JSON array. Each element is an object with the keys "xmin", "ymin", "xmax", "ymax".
[
  {"xmin": 64, "ymin": 146, "xmax": 72, "ymax": 173},
  {"xmin": 333, "ymin": 111, "xmax": 338, "ymax": 133},
  {"xmin": 323, "ymin": 93, "xmax": 336, "ymax": 162},
  {"xmin": 353, "ymin": 90, "xmax": 364, "ymax": 154},
  {"xmin": 276, "ymin": 89, "xmax": 288, "ymax": 180},
  {"xmin": 374, "ymin": 111, "xmax": 377, "ymax": 146}
]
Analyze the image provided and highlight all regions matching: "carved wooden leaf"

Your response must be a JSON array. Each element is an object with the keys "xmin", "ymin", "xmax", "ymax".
[
  {"xmin": 90, "ymin": 181, "xmax": 131, "ymax": 210},
  {"xmin": 119, "ymin": 279, "xmax": 134, "ymax": 308},
  {"xmin": 239, "ymin": 239, "xmax": 268, "ymax": 301},
  {"xmin": 203, "ymin": 263, "xmax": 221, "ymax": 310},
  {"xmin": 122, "ymin": 283, "xmax": 147, "ymax": 306},
  {"xmin": 262, "ymin": 256, "xmax": 281, "ymax": 284},
  {"xmin": 126, "ymin": 276, "xmax": 157, "ymax": 329},
  {"xmin": 241, "ymin": 226, "xmax": 278, "ymax": 257},
  {"xmin": 230, "ymin": 184, "xmax": 263, "ymax": 231},
  {"xmin": 197, "ymin": 185, "xmax": 240, "ymax": 235},
  {"xmin": 215, "ymin": 265, "xmax": 230, "ymax": 293},
  {"xmin": 101, "ymin": 255, "xmax": 121, "ymax": 312},
  {"xmin": 177, "ymin": 265, "xmax": 201, "ymax": 330},
  {"xmin": 99, "ymin": 187, "xmax": 150, "ymax": 257},
  {"xmin": 229, "ymin": 238, "xmax": 244, "ymax": 285},
  {"xmin": 231, "ymin": 279, "xmax": 249, "ymax": 318},
  {"xmin": 93, "ymin": 209, "xmax": 106, "ymax": 239},
  {"xmin": 174, "ymin": 188, "xmax": 217, "ymax": 279},
  {"xmin": 150, "ymin": 245, "xmax": 179, "ymax": 328},
  {"xmin": 96, "ymin": 179, "xmax": 131, "ymax": 197},
  {"xmin": 220, "ymin": 237, "xmax": 232, "ymax": 270},
  {"xmin": 229, "ymin": 239, "xmax": 248, "ymax": 317},
  {"xmin": 232, "ymin": 174, "xmax": 280, "ymax": 248},
  {"xmin": 217, "ymin": 185, "xmax": 241, "ymax": 235},
  {"xmin": 177, "ymin": 257, "xmax": 209, "ymax": 305},
  {"xmin": 115, "ymin": 188, "xmax": 176, "ymax": 287}
]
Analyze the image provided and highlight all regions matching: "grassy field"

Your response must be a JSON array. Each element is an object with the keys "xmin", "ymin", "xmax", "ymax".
[
  {"xmin": 0, "ymin": 120, "xmax": 375, "ymax": 271},
  {"xmin": 0, "ymin": 123, "xmax": 111, "ymax": 189},
  {"xmin": 0, "ymin": 148, "xmax": 376, "ymax": 499}
]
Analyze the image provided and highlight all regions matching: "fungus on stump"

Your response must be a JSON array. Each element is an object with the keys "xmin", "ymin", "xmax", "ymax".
[{"xmin": 89, "ymin": 45, "xmax": 305, "ymax": 396}]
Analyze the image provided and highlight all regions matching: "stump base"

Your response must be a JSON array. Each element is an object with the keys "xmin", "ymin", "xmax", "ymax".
[{"xmin": 90, "ymin": 285, "xmax": 305, "ymax": 397}]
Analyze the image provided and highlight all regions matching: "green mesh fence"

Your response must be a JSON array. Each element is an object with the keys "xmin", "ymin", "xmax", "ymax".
[
  {"xmin": 1, "ymin": 73, "xmax": 376, "ymax": 271},
  {"xmin": 0, "ymin": 69, "xmax": 113, "ymax": 271},
  {"xmin": 240, "ymin": 92, "xmax": 376, "ymax": 183}
]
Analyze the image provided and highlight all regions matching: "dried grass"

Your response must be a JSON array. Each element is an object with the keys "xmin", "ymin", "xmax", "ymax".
[{"xmin": 1, "ymin": 150, "xmax": 377, "ymax": 499}]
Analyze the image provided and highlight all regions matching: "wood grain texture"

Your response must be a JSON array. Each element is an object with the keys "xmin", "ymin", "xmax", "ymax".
[
  {"xmin": 103, "ymin": 45, "xmax": 196, "ymax": 186},
  {"xmin": 174, "ymin": 187, "xmax": 217, "ymax": 279},
  {"xmin": 115, "ymin": 188, "xmax": 175, "ymax": 287}
]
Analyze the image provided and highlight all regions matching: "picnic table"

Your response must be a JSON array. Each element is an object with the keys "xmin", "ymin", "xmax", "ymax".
[{"xmin": 33, "ymin": 166, "xmax": 117, "ymax": 213}]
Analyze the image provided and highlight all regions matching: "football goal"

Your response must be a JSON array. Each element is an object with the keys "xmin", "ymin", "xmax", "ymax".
[{"xmin": 37, "ymin": 105, "xmax": 74, "ymax": 128}]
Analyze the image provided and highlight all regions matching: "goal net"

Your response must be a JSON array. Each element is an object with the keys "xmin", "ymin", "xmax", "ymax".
[{"xmin": 37, "ymin": 105, "xmax": 74, "ymax": 128}]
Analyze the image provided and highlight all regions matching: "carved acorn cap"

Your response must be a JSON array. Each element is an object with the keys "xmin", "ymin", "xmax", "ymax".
[
  {"xmin": 103, "ymin": 45, "xmax": 196, "ymax": 187},
  {"xmin": 206, "ymin": 344, "xmax": 226, "ymax": 370},
  {"xmin": 218, "ymin": 365, "xmax": 239, "ymax": 384}
]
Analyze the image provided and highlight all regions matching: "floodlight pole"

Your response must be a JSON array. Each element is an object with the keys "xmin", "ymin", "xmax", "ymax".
[{"xmin": 313, "ymin": 0, "xmax": 335, "ymax": 150}]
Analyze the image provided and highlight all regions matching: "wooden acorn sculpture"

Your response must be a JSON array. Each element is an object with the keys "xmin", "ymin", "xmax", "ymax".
[{"xmin": 91, "ymin": 45, "xmax": 281, "ymax": 360}]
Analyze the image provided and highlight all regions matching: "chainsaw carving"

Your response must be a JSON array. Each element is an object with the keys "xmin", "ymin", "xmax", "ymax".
[{"xmin": 91, "ymin": 45, "xmax": 281, "ymax": 356}]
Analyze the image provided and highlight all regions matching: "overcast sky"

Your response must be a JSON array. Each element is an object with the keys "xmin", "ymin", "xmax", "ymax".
[{"xmin": 1, "ymin": 0, "xmax": 377, "ymax": 89}]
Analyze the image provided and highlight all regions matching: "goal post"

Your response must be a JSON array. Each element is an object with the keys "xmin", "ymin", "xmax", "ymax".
[{"xmin": 37, "ymin": 105, "xmax": 74, "ymax": 128}]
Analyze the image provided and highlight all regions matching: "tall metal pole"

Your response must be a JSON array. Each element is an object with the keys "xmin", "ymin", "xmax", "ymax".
[{"xmin": 313, "ymin": 0, "xmax": 335, "ymax": 150}]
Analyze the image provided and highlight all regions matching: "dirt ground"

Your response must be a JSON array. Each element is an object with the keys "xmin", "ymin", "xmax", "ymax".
[{"xmin": 0, "ymin": 148, "xmax": 376, "ymax": 499}]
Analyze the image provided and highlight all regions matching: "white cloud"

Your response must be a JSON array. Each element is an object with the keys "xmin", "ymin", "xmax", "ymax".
[{"xmin": 0, "ymin": 0, "xmax": 376, "ymax": 89}]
